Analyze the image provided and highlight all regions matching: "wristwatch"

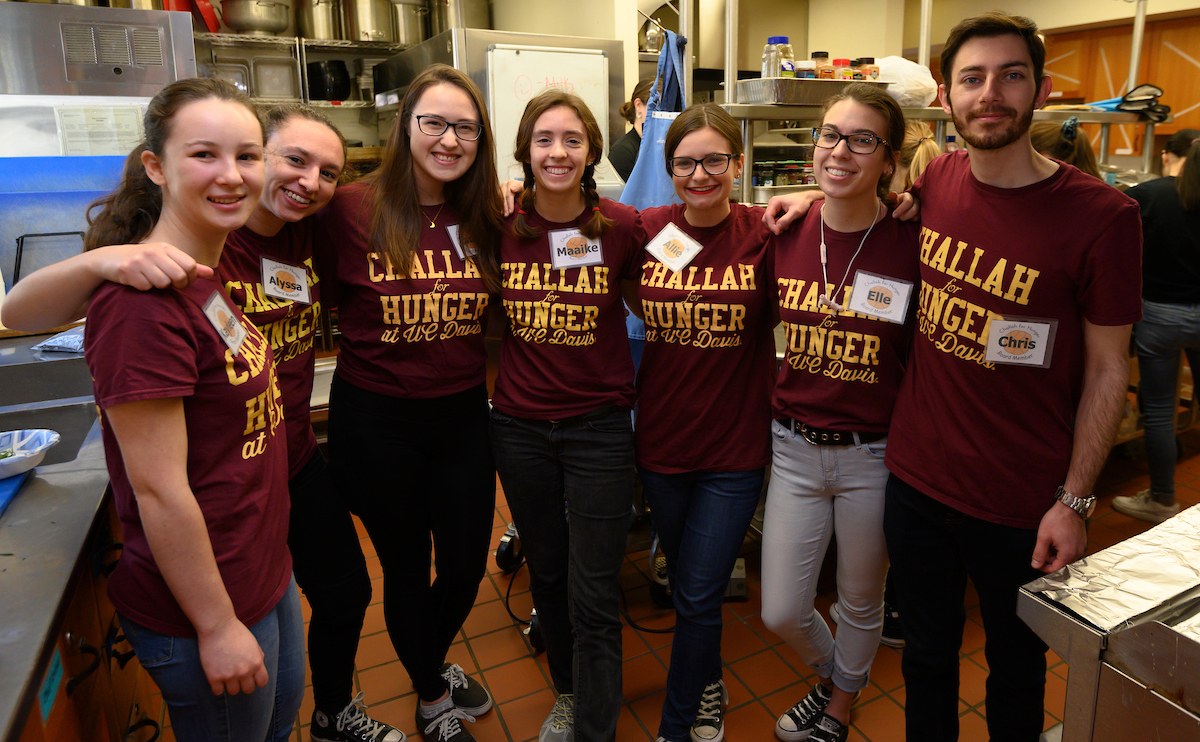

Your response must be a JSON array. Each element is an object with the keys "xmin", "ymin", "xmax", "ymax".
[{"xmin": 1055, "ymin": 485, "xmax": 1096, "ymax": 520}]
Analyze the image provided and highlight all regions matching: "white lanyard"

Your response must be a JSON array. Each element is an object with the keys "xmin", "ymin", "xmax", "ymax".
[{"xmin": 818, "ymin": 200, "xmax": 883, "ymax": 312}]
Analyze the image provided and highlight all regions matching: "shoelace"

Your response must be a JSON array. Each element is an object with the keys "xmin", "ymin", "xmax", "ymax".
[
  {"xmin": 695, "ymin": 683, "xmax": 723, "ymax": 723},
  {"xmin": 788, "ymin": 686, "xmax": 830, "ymax": 724},
  {"xmin": 338, "ymin": 693, "xmax": 392, "ymax": 738},
  {"xmin": 548, "ymin": 695, "xmax": 573, "ymax": 731},
  {"xmin": 442, "ymin": 663, "xmax": 469, "ymax": 692},
  {"xmin": 424, "ymin": 708, "xmax": 473, "ymax": 740}
]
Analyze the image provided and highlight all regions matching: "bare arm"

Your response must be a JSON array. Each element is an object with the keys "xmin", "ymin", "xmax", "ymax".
[
  {"xmin": 1, "ymin": 243, "xmax": 210, "ymax": 331},
  {"xmin": 105, "ymin": 397, "xmax": 268, "ymax": 695},
  {"xmin": 891, "ymin": 191, "xmax": 920, "ymax": 221},
  {"xmin": 1031, "ymin": 320, "xmax": 1130, "ymax": 573},
  {"xmin": 499, "ymin": 179, "xmax": 525, "ymax": 217},
  {"xmin": 622, "ymin": 279, "xmax": 644, "ymax": 321},
  {"xmin": 763, "ymin": 190, "xmax": 825, "ymax": 234}
]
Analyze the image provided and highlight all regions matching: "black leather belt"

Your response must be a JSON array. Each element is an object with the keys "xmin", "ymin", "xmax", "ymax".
[{"xmin": 777, "ymin": 418, "xmax": 886, "ymax": 446}]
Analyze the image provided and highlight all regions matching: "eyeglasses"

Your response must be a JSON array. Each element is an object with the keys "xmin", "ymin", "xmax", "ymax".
[
  {"xmin": 668, "ymin": 153, "xmax": 735, "ymax": 177},
  {"xmin": 811, "ymin": 127, "xmax": 887, "ymax": 154},
  {"xmin": 412, "ymin": 114, "xmax": 483, "ymax": 141}
]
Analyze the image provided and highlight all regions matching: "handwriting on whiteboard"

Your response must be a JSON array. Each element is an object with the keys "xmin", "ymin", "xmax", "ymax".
[{"xmin": 513, "ymin": 75, "xmax": 576, "ymax": 102}]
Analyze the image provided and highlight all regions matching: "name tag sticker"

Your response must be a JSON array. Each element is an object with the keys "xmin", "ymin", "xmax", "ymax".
[
  {"xmin": 645, "ymin": 222, "xmax": 703, "ymax": 274},
  {"xmin": 446, "ymin": 224, "xmax": 477, "ymax": 260},
  {"xmin": 548, "ymin": 228, "xmax": 604, "ymax": 270},
  {"xmin": 261, "ymin": 257, "xmax": 311, "ymax": 304},
  {"xmin": 203, "ymin": 290, "xmax": 248, "ymax": 355},
  {"xmin": 846, "ymin": 270, "xmax": 913, "ymax": 324},
  {"xmin": 985, "ymin": 316, "xmax": 1057, "ymax": 367}
]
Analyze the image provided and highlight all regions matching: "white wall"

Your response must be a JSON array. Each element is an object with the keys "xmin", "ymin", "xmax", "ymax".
[{"xmin": 808, "ymin": 0, "xmax": 906, "ymax": 59}]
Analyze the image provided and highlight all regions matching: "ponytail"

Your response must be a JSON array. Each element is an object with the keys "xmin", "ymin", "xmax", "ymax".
[
  {"xmin": 579, "ymin": 164, "xmax": 614, "ymax": 239},
  {"xmin": 85, "ymin": 144, "xmax": 161, "ymax": 251},
  {"xmin": 513, "ymin": 164, "xmax": 540, "ymax": 239},
  {"xmin": 1177, "ymin": 140, "xmax": 1200, "ymax": 213}
]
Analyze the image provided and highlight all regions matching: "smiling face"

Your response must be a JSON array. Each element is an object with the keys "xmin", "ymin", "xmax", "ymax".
[
  {"xmin": 261, "ymin": 117, "xmax": 344, "ymax": 223},
  {"xmin": 529, "ymin": 105, "xmax": 594, "ymax": 200},
  {"xmin": 408, "ymin": 82, "xmax": 481, "ymax": 203},
  {"xmin": 671, "ymin": 126, "xmax": 741, "ymax": 225},
  {"xmin": 813, "ymin": 100, "xmax": 892, "ymax": 205},
  {"xmin": 941, "ymin": 34, "xmax": 1050, "ymax": 151},
  {"xmin": 143, "ymin": 97, "xmax": 264, "ymax": 238}
]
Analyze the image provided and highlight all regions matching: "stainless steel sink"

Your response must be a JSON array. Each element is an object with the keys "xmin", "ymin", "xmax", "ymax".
[{"xmin": 0, "ymin": 396, "xmax": 99, "ymax": 465}]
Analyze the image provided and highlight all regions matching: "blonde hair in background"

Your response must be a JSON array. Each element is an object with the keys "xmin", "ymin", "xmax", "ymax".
[{"xmin": 896, "ymin": 121, "xmax": 941, "ymax": 191}]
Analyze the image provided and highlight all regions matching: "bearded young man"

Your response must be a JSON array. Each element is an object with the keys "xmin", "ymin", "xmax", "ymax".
[{"xmin": 879, "ymin": 12, "xmax": 1143, "ymax": 742}]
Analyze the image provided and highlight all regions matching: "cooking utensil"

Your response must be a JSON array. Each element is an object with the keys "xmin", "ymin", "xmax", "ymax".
[
  {"xmin": 391, "ymin": 0, "xmax": 426, "ymax": 47},
  {"xmin": 344, "ymin": 0, "xmax": 394, "ymax": 42},
  {"xmin": 306, "ymin": 60, "xmax": 351, "ymax": 101},
  {"xmin": 297, "ymin": 0, "xmax": 341, "ymax": 40},
  {"xmin": 219, "ymin": 0, "xmax": 291, "ymax": 36}
]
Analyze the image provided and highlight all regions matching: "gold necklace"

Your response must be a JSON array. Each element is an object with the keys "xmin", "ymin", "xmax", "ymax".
[{"xmin": 425, "ymin": 202, "xmax": 445, "ymax": 229}]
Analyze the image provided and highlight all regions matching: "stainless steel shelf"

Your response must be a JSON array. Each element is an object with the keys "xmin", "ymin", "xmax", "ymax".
[
  {"xmin": 301, "ymin": 38, "xmax": 407, "ymax": 53},
  {"xmin": 309, "ymin": 100, "xmax": 374, "ymax": 109},
  {"xmin": 196, "ymin": 32, "xmax": 298, "ymax": 47}
]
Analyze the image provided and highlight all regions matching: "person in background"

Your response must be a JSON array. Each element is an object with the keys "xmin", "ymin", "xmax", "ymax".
[
  {"xmin": 609, "ymin": 78, "xmax": 656, "ymax": 182},
  {"xmin": 2, "ymin": 103, "xmax": 405, "ymax": 742},
  {"xmin": 85, "ymin": 77, "xmax": 302, "ymax": 742},
  {"xmin": 762, "ymin": 84, "xmax": 919, "ymax": 742},
  {"xmin": 1029, "ymin": 116, "xmax": 1102, "ymax": 179},
  {"xmin": 890, "ymin": 120, "xmax": 942, "ymax": 192},
  {"xmin": 314, "ymin": 63, "xmax": 502, "ymax": 742},
  {"xmin": 491, "ymin": 89, "xmax": 644, "ymax": 742},
  {"xmin": 626, "ymin": 103, "xmax": 776, "ymax": 742},
  {"xmin": 1112, "ymin": 128, "xmax": 1200, "ymax": 523}
]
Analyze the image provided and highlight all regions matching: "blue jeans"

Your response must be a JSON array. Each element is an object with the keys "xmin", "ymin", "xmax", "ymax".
[
  {"xmin": 119, "ymin": 578, "xmax": 305, "ymax": 742},
  {"xmin": 640, "ymin": 467, "xmax": 764, "ymax": 742},
  {"xmin": 489, "ymin": 406, "xmax": 634, "ymax": 742},
  {"xmin": 1136, "ymin": 299, "xmax": 1200, "ymax": 504},
  {"xmin": 884, "ymin": 475, "xmax": 1046, "ymax": 742}
]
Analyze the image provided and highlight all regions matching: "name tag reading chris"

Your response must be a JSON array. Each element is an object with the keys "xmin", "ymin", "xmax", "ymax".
[
  {"xmin": 548, "ymin": 228, "xmax": 604, "ymax": 270},
  {"xmin": 645, "ymin": 222, "xmax": 703, "ymax": 274},
  {"xmin": 985, "ymin": 316, "xmax": 1057, "ymax": 367},
  {"xmin": 203, "ymin": 290, "xmax": 248, "ymax": 355},
  {"xmin": 846, "ymin": 270, "xmax": 913, "ymax": 324},
  {"xmin": 261, "ymin": 257, "xmax": 311, "ymax": 304}
]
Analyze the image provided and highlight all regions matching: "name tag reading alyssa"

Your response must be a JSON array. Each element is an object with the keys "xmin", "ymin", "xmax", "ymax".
[
  {"xmin": 548, "ymin": 228, "xmax": 604, "ymax": 270},
  {"xmin": 985, "ymin": 316, "xmax": 1058, "ymax": 367},
  {"xmin": 446, "ymin": 224, "xmax": 477, "ymax": 260},
  {"xmin": 261, "ymin": 257, "xmax": 311, "ymax": 304},
  {"xmin": 203, "ymin": 291, "xmax": 248, "ymax": 355},
  {"xmin": 846, "ymin": 270, "xmax": 913, "ymax": 324},
  {"xmin": 645, "ymin": 222, "xmax": 703, "ymax": 274}
]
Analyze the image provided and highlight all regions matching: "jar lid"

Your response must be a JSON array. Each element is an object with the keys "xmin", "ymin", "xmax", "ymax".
[
  {"xmin": 859, "ymin": 57, "xmax": 876, "ymax": 64},
  {"xmin": 833, "ymin": 58, "xmax": 853, "ymax": 66},
  {"xmin": 796, "ymin": 61, "xmax": 816, "ymax": 68},
  {"xmin": 810, "ymin": 51, "xmax": 829, "ymax": 59},
  {"xmin": 768, "ymin": 36, "xmax": 789, "ymax": 44}
]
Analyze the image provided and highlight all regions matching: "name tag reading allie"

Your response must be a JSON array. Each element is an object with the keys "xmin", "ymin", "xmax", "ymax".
[
  {"xmin": 261, "ymin": 257, "xmax": 311, "ymax": 304},
  {"xmin": 984, "ymin": 316, "xmax": 1057, "ymax": 367},
  {"xmin": 645, "ymin": 222, "xmax": 703, "ymax": 274},
  {"xmin": 846, "ymin": 270, "xmax": 913, "ymax": 324},
  {"xmin": 548, "ymin": 228, "xmax": 604, "ymax": 270},
  {"xmin": 203, "ymin": 291, "xmax": 248, "ymax": 355}
]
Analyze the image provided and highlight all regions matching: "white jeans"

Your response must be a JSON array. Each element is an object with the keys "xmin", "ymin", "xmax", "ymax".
[{"xmin": 760, "ymin": 419, "xmax": 890, "ymax": 692}]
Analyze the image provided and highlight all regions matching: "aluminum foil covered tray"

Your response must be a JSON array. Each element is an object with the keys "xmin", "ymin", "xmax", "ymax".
[
  {"xmin": 735, "ymin": 78, "xmax": 889, "ymax": 106},
  {"xmin": 1025, "ymin": 504, "xmax": 1200, "ymax": 632}
]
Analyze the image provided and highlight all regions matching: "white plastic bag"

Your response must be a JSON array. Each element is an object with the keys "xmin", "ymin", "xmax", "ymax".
[{"xmin": 877, "ymin": 55, "xmax": 938, "ymax": 108}]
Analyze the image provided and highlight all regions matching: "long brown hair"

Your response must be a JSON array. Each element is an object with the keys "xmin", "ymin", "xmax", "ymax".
[
  {"xmin": 820, "ymin": 83, "xmax": 905, "ymax": 199},
  {"xmin": 512, "ymin": 90, "xmax": 614, "ymax": 240},
  {"xmin": 85, "ymin": 77, "xmax": 260, "ymax": 251},
  {"xmin": 1029, "ymin": 119, "xmax": 1100, "ymax": 179},
  {"xmin": 363, "ymin": 64, "xmax": 502, "ymax": 293},
  {"xmin": 619, "ymin": 78, "xmax": 655, "ymax": 124}
]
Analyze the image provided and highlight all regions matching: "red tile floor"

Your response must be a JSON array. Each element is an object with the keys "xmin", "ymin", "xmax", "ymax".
[{"xmin": 156, "ymin": 433, "xmax": 1200, "ymax": 742}]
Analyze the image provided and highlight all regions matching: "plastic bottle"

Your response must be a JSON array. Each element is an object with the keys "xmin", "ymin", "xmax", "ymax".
[
  {"xmin": 761, "ymin": 36, "xmax": 784, "ymax": 78},
  {"xmin": 795, "ymin": 60, "xmax": 816, "ymax": 79},
  {"xmin": 777, "ymin": 37, "xmax": 796, "ymax": 78},
  {"xmin": 859, "ymin": 57, "xmax": 880, "ymax": 80},
  {"xmin": 851, "ymin": 59, "xmax": 866, "ymax": 80},
  {"xmin": 833, "ymin": 58, "xmax": 854, "ymax": 80}
]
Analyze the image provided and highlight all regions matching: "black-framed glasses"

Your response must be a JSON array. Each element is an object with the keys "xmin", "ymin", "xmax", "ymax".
[
  {"xmin": 412, "ymin": 114, "xmax": 483, "ymax": 141},
  {"xmin": 811, "ymin": 127, "xmax": 887, "ymax": 154},
  {"xmin": 668, "ymin": 153, "xmax": 735, "ymax": 177}
]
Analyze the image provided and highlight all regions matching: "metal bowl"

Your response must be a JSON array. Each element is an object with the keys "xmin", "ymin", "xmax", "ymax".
[{"xmin": 220, "ymin": 0, "xmax": 291, "ymax": 36}]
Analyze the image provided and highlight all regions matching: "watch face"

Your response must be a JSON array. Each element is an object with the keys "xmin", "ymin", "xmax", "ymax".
[{"xmin": 1080, "ymin": 498, "xmax": 1097, "ymax": 519}]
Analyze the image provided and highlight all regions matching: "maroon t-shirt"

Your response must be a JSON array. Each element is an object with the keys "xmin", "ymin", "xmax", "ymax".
[
  {"xmin": 491, "ymin": 198, "xmax": 644, "ymax": 419},
  {"xmin": 635, "ymin": 203, "xmax": 775, "ymax": 473},
  {"xmin": 314, "ymin": 182, "xmax": 491, "ymax": 398},
  {"xmin": 887, "ymin": 151, "xmax": 1143, "ymax": 528},
  {"xmin": 772, "ymin": 208, "xmax": 921, "ymax": 432},
  {"xmin": 220, "ymin": 222, "xmax": 321, "ymax": 479},
  {"xmin": 84, "ymin": 276, "xmax": 292, "ymax": 637}
]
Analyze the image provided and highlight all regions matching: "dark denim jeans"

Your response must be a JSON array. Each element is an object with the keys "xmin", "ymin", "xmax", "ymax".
[
  {"xmin": 884, "ymin": 475, "xmax": 1047, "ymax": 742},
  {"xmin": 1135, "ymin": 299, "xmax": 1200, "ymax": 503},
  {"xmin": 489, "ymin": 406, "xmax": 634, "ymax": 742},
  {"xmin": 640, "ymin": 467, "xmax": 764, "ymax": 742}
]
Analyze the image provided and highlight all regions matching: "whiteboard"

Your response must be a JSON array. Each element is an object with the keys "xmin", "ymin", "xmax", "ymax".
[{"xmin": 486, "ymin": 44, "xmax": 620, "ymax": 185}]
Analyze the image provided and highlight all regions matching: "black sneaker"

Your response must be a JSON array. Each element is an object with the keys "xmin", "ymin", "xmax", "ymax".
[
  {"xmin": 808, "ymin": 713, "xmax": 848, "ymax": 742},
  {"xmin": 439, "ymin": 663, "xmax": 493, "ymax": 716},
  {"xmin": 312, "ymin": 693, "xmax": 406, "ymax": 742},
  {"xmin": 775, "ymin": 683, "xmax": 832, "ymax": 742},
  {"xmin": 690, "ymin": 679, "xmax": 727, "ymax": 742},
  {"xmin": 417, "ymin": 707, "xmax": 475, "ymax": 742},
  {"xmin": 880, "ymin": 603, "xmax": 905, "ymax": 648}
]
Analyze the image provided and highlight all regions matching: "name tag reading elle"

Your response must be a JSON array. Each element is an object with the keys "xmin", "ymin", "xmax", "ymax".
[
  {"xmin": 548, "ymin": 228, "xmax": 604, "ymax": 270},
  {"xmin": 261, "ymin": 257, "xmax": 311, "ymax": 304},
  {"xmin": 203, "ymin": 290, "xmax": 248, "ymax": 355},
  {"xmin": 846, "ymin": 270, "xmax": 913, "ymax": 324},
  {"xmin": 446, "ymin": 224, "xmax": 477, "ymax": 260},
  {"xmin": 645, "ymin": 222, "xmax": 703, "ymax": 274},
  {"xmin": 984, "ymin": 316, "xmax": 1057, "ymax": 367}
]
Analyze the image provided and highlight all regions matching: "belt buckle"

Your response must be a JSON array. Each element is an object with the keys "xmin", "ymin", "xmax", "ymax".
[{"xmin": 798, "ymin": 422, "xmax": 819, "ymax": 446}]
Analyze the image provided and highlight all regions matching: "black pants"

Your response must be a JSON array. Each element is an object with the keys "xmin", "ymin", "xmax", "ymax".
[
  {"xmin": 883, "ymin": 474, "xmax": 1047, "ymax": 742},
  {"xmin": 288, "ymin": 449, "xmax": 372, "ymax": 716},
  {"xmin": 328, "ymin": 375, "xmax": 496, "ymax": 701}
]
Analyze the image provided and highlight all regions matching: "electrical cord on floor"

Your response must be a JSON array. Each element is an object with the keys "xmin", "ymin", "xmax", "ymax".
[
  {"xmin": 500, "ymin": 556, "xmax": 531, "ymax": 626},
  {"xmin": 618, "ymin": 582, "xmax": 675, "ymax": 634}
]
